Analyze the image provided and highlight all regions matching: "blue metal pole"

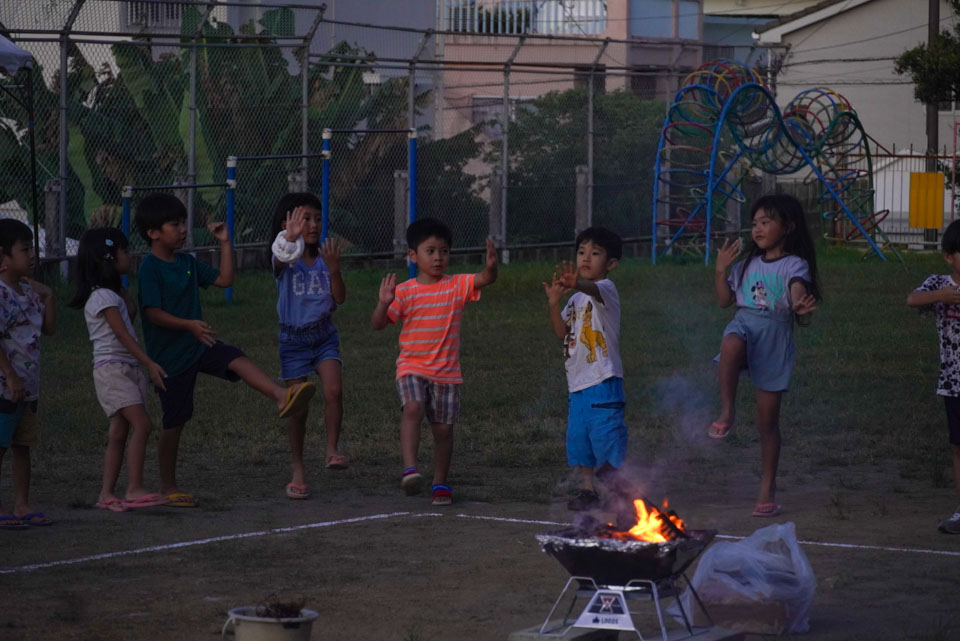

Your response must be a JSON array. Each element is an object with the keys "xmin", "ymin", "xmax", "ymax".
[
  {"xmin": 321, "ymin": 129, "xmax": 331, "ymax": 242},
  {"xmin": 408, "ymin": 129, "xmax": 417, "ymax": 279},
  {"xmin": 225, "ymin": 156, "xmax": 237, "ymax": 302},
  {"xmin": 121, "ymin": 186, "xmax": 131, "ymax": 288}
]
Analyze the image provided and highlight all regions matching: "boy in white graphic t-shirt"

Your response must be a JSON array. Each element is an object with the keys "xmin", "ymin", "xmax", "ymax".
[{"xmin": 544, "ymin": 227, "xmax": 627, "ymax": 511}]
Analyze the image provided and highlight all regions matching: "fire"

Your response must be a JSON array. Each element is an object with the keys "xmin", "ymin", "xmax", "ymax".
[{"xmin": 609, "ymin": 498, "xmax": 687, "ymax": 542}]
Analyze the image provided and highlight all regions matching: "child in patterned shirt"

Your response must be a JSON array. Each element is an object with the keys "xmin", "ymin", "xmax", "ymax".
[
  {"xmin": 0, "ymin": 219, "xmax": 56, "ymax": 529},
  {"xmin": 908, "ymin": 218, "xmax": 960, "ymax": 534}
]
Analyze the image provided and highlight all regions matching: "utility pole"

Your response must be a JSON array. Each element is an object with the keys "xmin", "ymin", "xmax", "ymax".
[
  {"xmin": 927, "ymin": 0, "xmax": 940, "ymax": 167},
  {"xmin": 927, "ymin": 0, "xmax": 940, "ymax": 245}
]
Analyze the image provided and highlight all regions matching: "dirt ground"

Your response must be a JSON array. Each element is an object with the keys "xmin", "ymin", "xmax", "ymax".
[{"xmin": 2, "ymin": 464, "xmax": 959, "ymax": 641}]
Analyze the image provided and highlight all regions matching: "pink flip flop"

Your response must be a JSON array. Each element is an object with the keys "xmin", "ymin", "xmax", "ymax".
[
  {"xmin": 325, "ymin": 454, "xmax": 349, "ymax": 470},
  {"xmin": 96, "ymin": 498, "xmax": 129, "ymax": 513},
  {"xmin": 708, "ymin": 421, "xmax": 734, "ymax": 439},
  {"xmin": 122, "ymin": 493, "xmax": 171, "ymax": 509},
  {"xmin": 285, "ymin": 483, "xmax": 309, "ymax": 500},
  {"xmin": 752, "ymin": 502, "xmax": 782, "ymax": 517}
]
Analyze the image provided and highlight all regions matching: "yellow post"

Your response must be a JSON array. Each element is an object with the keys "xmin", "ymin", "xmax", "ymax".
[{"xmin": 909, "ymin": 172, "xmax": 945, "ymax": 229}]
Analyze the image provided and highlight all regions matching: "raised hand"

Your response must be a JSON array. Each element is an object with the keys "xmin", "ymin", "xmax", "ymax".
[
  {"xmin": 485, "ymin": 238, "xmax": 498, "ymax": 270},
  {"xmin": 186, "ymin": 319, "xmax": 217, "ymax": 347},
  {"xmin": 542, "ymin": 271, "xmax": 571, "ymax": 305},
  {"xmin": 208, "ymin": 222, "xmax": 230, "ymax": 244},
  {"xmin": 147, "ymin": 360, "xmax": 168, "ymax": 391},
  {"xmin": 284, "ymin": 207, "xmax": 307, "ymax": 242},
  {"xmin": 378, "ymin": 273, "xmax": 397, "ymax": 306},
  {"xmin": 793, "ymin": 293, "xmax": 818, "ymax": 317},
  {"xmin": 715, "ymin": 238, "xmax": 741, "ymax": 273},
  {"xmin": 320, "ymin": 237, "xmax": 341, "ymax": 272},
  {"xmin": 555, "ymin": 260, "xmax": 579, "ymax": 289}
]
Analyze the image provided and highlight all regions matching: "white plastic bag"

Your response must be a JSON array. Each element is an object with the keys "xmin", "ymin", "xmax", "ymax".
[{"xmin": 670, "ymin": 522, "xmax": 815, "ymax": 634}]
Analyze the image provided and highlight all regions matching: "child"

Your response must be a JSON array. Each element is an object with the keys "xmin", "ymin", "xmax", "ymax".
[
  {"xmin": 907, "ymin": 218, "xmax": 960, "ymax": 534},
  {"xmin": 0, "ymin": 219, "xmax": 55, "ymax": 529},
  {"xmin": 270, "ymin": 193, "xmax": 347, "ymax": 500},
  {"xmin": 371, "ymin": 218, "xmax": 498, "ymax": 506},
  {"xmin": 543, "ymin": 227, "xmax": 627, "ymax": 512},
  {"xmin": 711, "ymin": 193, "xmax": 820, "ymax": 518},
  {"xmin": 135, "ymin": 193, "xmax": 316, "ymax": 507},
  {"xmin": 69, "ymin": 227, "xmax": 169, "ymax": 512}
]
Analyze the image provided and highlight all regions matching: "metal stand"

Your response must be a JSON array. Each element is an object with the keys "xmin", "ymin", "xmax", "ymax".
[{"xmin": 539, "ymin": 575, "xmax": 713, "ymax": 641}]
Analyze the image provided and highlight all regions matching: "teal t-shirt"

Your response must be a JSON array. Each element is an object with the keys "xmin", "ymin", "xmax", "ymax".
[{"xmin": 137, "ymin": 253, "xmax": 219, "ymax": 376}]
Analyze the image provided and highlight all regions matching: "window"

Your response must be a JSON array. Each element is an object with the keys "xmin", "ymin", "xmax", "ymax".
[
  {"xmin": 574, "ymin": 66, "xmax": 606, "ymax": 94},
  {"xmin": 124, "ymin": 1, "xmax": 184, "ymax": 30},
  {"xmin": 630, "ymin": 0, "xmax": 673, "ymax": 38}
]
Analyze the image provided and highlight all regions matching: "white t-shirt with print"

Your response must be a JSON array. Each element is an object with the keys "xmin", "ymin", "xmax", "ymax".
[
  {"xmin": 914, "ymin": 274, "xmax": 960, "ymax": 397},
  {"xmin": 560, "ymin": 279, "xmax": 623, "ymax": 393},
  {"xmin": 84, "ymin": 288, "xmax": 138, "ymax": 367},
  {"xmin": 0, "ymin": 279, "xmax": 45, "ymax": 402}
]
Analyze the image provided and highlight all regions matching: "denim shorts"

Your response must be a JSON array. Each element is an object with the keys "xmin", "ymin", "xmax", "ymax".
[
  {"xmin": 720, "ymin": 308, "xmax": 795, "ymax": 392},
  {"xmin": 567, "ymin": 377, "xmax": 627, "ymax": 468},
  {"xmin": 278, "ymin": 323, "xmax": 341, "ymax": 380},
  {"xmin": 0, "ymin": 399, "xmax": 38, "ymax": 448}
]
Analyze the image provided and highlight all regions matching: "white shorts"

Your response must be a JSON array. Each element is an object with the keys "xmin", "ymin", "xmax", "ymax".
[{"xmin": 93, "ymin": 362, "xmax": 149, "ymax": 417}]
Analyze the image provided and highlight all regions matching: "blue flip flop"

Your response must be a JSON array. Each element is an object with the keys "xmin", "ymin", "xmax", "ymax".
[
  {"xmin": 18, "ymin": 512, "xmax": 53, "ymax": 526},
  {"xmin": 0, "ymin": 515, "xmax": 28, "ymax": 530}
]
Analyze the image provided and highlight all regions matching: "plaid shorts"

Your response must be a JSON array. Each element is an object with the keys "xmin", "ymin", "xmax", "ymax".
[{"xmin": 396, "ymin": 375, "xmax": 460, "ymax": 425}]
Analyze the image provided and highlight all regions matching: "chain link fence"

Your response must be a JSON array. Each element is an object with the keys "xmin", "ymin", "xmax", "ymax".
[{"xmin": 1, "ymin": 0, "xmax": 680, "ymax": 262}]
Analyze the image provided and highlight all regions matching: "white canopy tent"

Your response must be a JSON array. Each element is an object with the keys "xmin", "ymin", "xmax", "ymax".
[
  {"xmin": 0, "ymin": 33, "xmax": 34, "ymax": 75},
  {"xmin": 0, "ymin": 33, "xmax": 42, "ymax": 274}
]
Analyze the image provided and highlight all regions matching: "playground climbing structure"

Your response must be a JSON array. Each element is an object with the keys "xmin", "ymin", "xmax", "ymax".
[{"xmin": 652, "ymin": 60, "xmax": 901, "ymax": 263}]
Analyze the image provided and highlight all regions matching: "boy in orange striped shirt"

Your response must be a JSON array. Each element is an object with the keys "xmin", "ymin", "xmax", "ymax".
[{"xmin": 372, "ymin": 218, "xmax": 498, "ymax": 505}]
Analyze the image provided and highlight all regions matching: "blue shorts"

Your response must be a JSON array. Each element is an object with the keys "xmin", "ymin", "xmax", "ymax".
[
  {"xmin": 720, "ymin": 308, "xmax": 795, "ymax": 392},
  {"xmin": 567, "ymin": 377, "xmax": 627, "ymax": 468},
  {"xmin": 0, "ymin": 399, "xmax": 37, "ymax": 448},
  {"xmin": 278, "ymin": 324, "xmax": 341, "ymax": 380}
]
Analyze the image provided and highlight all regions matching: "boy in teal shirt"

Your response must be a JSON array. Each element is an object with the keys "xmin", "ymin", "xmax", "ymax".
[{"xmin": 136, "ymin": 193, "xmax": 315, "ymax": 507}]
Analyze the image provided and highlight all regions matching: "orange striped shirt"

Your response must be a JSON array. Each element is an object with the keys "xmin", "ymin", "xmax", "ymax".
[{"xmin": 386, "ymin": 273, "xmax": 480, "ymax": 383}]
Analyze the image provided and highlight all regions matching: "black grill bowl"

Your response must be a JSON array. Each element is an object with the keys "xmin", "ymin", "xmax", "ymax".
[{"xmin": 536, "ymin": 528, "xmax": 717, "ymax": 586}]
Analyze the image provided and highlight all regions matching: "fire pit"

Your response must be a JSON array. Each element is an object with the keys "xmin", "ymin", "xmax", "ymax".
[
  {"xmin": 537, "ymin": 526, "xmax": 716, "ymax": 587},
  {"xmin": 535, "ymin": 497, "xmax": 718, "ymax": 640}
]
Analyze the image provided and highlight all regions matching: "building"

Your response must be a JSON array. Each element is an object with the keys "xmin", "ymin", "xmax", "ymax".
[
  {"xmin": 754, "ymin": 0, "xmax": 956, "ymax": 151},
  {"xmin": 701, "ymin": 0, "xmax": 820, "ymax": 63},
  {"xmin": 435, "ymin": 0, "xmax": 706, "ymax": 138}
]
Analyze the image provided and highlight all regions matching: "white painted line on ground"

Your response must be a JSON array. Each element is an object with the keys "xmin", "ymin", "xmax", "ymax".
[
  {"xmin": 0, "ymin": 512, "xmax": 412, "ymax": 575},
  {"xmin": 458, "ymin": 514, "xmax": 960, "ymax": 558}
]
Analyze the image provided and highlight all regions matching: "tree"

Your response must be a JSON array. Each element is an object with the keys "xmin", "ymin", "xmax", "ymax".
[
  {"xmin": 487, "ymin": 87, "xmax": 665, "ymax": 244},
  {"xmin": 894, "ymin": 0, "xmax": 960, "ymax": 105}
]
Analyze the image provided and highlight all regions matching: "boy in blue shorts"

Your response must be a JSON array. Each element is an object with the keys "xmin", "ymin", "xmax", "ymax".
[
  {"xmin": 543, "ymin": 227, "xmax": 627, "ymax": 511},
  {"xmin": 0, "ymin": 219, "xmax": 56, "ymax": 529},
  {"xmin": 135, "ymin": 194, "xmax": 315, "ymax": 507}
]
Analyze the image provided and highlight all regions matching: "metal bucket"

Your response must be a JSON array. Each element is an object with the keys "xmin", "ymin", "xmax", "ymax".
[{"xmin": 222, "ymin": 607, "xmax": 319, "ymax": 641}]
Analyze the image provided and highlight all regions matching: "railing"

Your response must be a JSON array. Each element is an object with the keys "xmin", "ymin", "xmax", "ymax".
[
  {"xmin": 124, "ymin": 1, "xmax": 185, "ymax": 30},
  {"xmin": 442, "ymin": 0, "xmax": 606, "ymax": 35}
]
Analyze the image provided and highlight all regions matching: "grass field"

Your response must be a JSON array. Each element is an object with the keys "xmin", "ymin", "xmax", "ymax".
[
  {"xmin": 29, "ymin": 247, "xmax": 958, "ymax": 500},
  {"xmin": 3, "ymin": 246, "xmax": 960, "ymax": 640}
]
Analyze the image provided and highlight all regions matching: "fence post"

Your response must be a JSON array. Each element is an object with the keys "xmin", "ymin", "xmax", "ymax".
[
  {"xmin": 187, "ymin": 40, "xmax": 197, "ymax": 248},
  {"xmin": 225, "ymin": 157, "xmax": 237, "ymax": 303},
  {"xmin": 43, "ymin": 179, "xmax": 61, "ymax": 258},
  {"xmin": 489, "ymin": 168, "xmax": 502, "ymax": 249},
  {"xmin": 321, "ymin": 129, "xmax": 331, "ymax": 241},
  {"xmin": 394, "ymin": 169, "xmax": 408, "ymax": 260},
  {"xmin": 121, "ymin": 185, "xmax": 132, "ymax": 288},
  {"xmin": 575, "ymin": 165, "xmax": 589, "ymax": 235}
]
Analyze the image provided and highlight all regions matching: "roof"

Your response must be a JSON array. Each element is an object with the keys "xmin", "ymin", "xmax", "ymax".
[
  {"xmin": 0, "ymin": 34, "xmax": 33, "ymax": 75},
  {"xmin": 754, "ymin": 0, "xmax": 875, "ymax": 42}
]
